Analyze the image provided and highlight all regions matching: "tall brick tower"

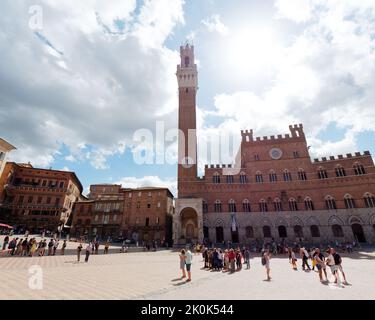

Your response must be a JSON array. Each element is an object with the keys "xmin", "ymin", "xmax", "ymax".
[{"xmin": 177, "ymin": 43, "xmax": 198, "ymax": 196}]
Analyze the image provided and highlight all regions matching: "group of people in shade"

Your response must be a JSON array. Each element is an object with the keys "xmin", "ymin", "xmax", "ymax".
[
  {"xmin": 179, "ymin": 244, "xmax": 349, "ymax": 286},
  {"xmin": 1, "ymin": 235, "xmax": 67, "ymax": 257}
]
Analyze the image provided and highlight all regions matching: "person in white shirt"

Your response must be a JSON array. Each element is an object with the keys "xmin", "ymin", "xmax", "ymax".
[{"xmin": 185, "ymin": 249, "xmax": 193, "ymax": 282}]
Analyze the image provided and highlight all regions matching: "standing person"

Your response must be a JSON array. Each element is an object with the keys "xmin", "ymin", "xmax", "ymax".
[
  {"xmin": 104, "ymin": 241, "xmax": 109, "ymax": 254},
  {"xmin": 47, "ymin": 239, "xmax": 54, "ymax": 256},
  {"xmin": 2, "ymin": 235, "xmax": 9, "ymax": 251},
  {"xmin": 301, "ymin": 247, "xmax": 311, "ymax": 271},
  {"xmin": 61, "ymin": 240, "xmax": 67, "ymax": 255},
  {"xmin": 179, "ymin": 249, "xmax": 187, "ymax": 279},
  {"xmin": 224, "ymin": 250, "xmax": 229, "ymax": 272},
  {"xmin": 29, "ymin": 239, "xmax": 37, "ymax": 257},
  {"xmin": 95, "ymin": 241, "xmax": 99, "ymax": 254},
  {"xmin": 77, "ymin": 243, "xmax": 83, "ymax": 262},
  {"xmin": 332, "ymin": 248, "xmax": 348, "ymax": 285},
  {"xmin": 15, "ymin": 238, "xmax": 23, "ymax": 255},
  {"xmin": 228, "ymin": 249, "xmax": 236, "ymax": 273},
  {"xmin": 8, "ymin": 238, "xmax": 17, "ymax": 255},
  {"xmin": 311, "ymin": 248, "xmax": 317, "ymax": 271},
  {"xmin": 262, "ymin": 250, "xmax": 271, "ymax": 281},
  {"xmin": 185, "ymin": 248, "xmax": 193, "ymax": 282},
  {"xmin": 235, "ymin": 249, "xmax": 242, "ymax": 271},
  {"xmin": 326, "ymin": 248, "xmax": 340, "ymax": 286},
  {"xmin": 244, "ymin": 248, "xmax": 251, "ymax": 269},
  {"xmin": 314, "ymin": 248, "xmax": 328, "ymax": 283},
  {"xmin": 291, "ymin": 249, "xmax": 298, "ymax": 270},
  {"xmin": 53, "ymin": 240, "xmax": 59, "ymax": 256},
  {"xmin": 39, "ymin": 240, "xmax": 47, "ymax": 256},
  {"xmin": 22, "ymin": 238, "xmax": 28, "ymax": 256},
  {"xmin": 85, "ymin": 243, "xmax": 91, "ymax": 262}
]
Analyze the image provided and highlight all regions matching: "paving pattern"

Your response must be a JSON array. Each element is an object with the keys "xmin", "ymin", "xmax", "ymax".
[{"xmin": 1, "ymin": 236, "xmax": 375, "ymax": 300}]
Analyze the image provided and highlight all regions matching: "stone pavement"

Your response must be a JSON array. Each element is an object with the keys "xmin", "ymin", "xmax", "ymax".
[{"xmin": 0, "ymin": 236, "xmax": 374, "ymax": 300}]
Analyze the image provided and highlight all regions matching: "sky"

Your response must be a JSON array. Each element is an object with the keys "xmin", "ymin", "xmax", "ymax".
[{"xmin": 1, "ymin": 0, "xmax": 375, "ymax": 197}]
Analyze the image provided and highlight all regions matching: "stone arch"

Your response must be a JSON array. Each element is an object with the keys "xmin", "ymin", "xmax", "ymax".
[
  {"xmin": 180, "ymin": 207, "xmax": 198, "ymax": 243},
  {"xmin": 305, "ymin": 216, "xmax": 320, "ymax": 226},
  {"xmin": 214, "ymin": 218, "xmax": 225, "ymax": 227},
  {"xmin": 291, "ymin": 216, "xmax": 304, "ymax": 227},
  {"xmin": 348, "ymin": 216, "xmax": 364, "ymax": 225},
  {"xmin": 275, "ymin": 217, "xmax": 288, "ymax": 227},
  {"xmin": 369, "ymin": 214, "xmax": 375, "ymax": 225},
  {"xmin": 259, "ymin": 216, "xmax": 273, "ymax": 227},
  {"xmin": 328, "ymin": 215, "xmax": 344, "ymax": 226}
]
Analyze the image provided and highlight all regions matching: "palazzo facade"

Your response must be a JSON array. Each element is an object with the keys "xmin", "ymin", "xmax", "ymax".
[{"xmin": 174, "ymin": 44, "xmax": 375, "ymax": 245}]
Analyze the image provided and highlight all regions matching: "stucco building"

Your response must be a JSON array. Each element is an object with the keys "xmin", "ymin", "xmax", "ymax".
[
  {"xmin": 0, "ymin": 138, "xmax": 16, "ymax": 182},
  {"xmin": 174, "ymin": 44, "xmax": 375, "ymax": 245},
  {"xmin": 0, "ymin": 162, "xmax": 83, "ymax": 232},
  {"xmin": 71, "ymin": 184, "xmax": 174, "ymax": 244}
]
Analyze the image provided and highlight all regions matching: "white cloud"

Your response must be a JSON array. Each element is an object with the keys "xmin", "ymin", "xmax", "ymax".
[
  {"xmin": 274, "ymin": 0, "xmax": 314, "ymax": 23},
  {"xmin": 116, "ymin": 175, "xmax": 177, "ymax": 197},
  {"xmin": 200, "ymin": 1, "xmax": 375, "ymax": 159},
  {"xmin": 1, "ymin": 0, "xmax": 184, "ymax": 168},
  {"xmin": 201, "ymin": 14, "xmax": 229, "ymax": 36}
]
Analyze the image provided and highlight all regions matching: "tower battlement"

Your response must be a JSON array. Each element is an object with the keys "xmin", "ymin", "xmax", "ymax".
[
  {"xmin": 241, "ymin": 124, "xmax": 305, "ymax": 143},
  {"xmin": 313, "ymin": 151, "xmax": 371, "ymax": 163}
]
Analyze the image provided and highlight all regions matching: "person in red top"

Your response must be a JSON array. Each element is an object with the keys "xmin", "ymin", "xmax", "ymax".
[{"xmin": 228, "ymin": 249, "xmax": 236, "ymax": 273}]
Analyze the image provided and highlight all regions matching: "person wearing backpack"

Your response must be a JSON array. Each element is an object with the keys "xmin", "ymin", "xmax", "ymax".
[{"xmin": 332, "ymin": 248, "xmax": 348, "ymax": 285}]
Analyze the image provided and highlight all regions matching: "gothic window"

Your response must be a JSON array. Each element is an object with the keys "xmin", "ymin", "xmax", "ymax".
[
  {"xmin": 289, "ymin": 198, "xmax": 298, "ymax": 211},
  {"xmin": 254, "ymin": 154, "xmax": 260, "ymax": 161},
  {"xmin": 184, "ymin": 56, "xmax": 190, "ymax": 67},
  {"xmin": 226, "ymin": 175, "xmax": 234, "ymax": 184},
  {"xmin": 255, "ymin": 172, "xmax": 263, "ymax": 183},
  {"xmin": 278, "ymin": 225, "xmax": 287, "ymax": 238},
  {"xmin": 269, "ymin": 170, "xmax": 277, "ymax": 182},
  {"xmin": 364, "ymin": 193, "xmax": 375, "ymax": 208},
  {"xmin": 202, "ymin": 200, "xmax": 208, "ymax": 213},
  {"xmin": 353, "ymin": 163, "xmax": 366, "ymax": 175},
  {"xmin": 298, "ymin": 169, "xmax": 307, "ymax": 181},
  {"xmin": 293, "ymin": 151, "xmax": 300, "ymax": 158},
  {"xmin": 214, "ymin": 200, "xmax": 222, "ymax": 213},
  {"xmin": 213, "ymin": 172, "xmax": 221, "ymax": 184},
  {"xmin": 310, "ymin": 225, "xmax": 320, "ymax": 238},
  {"xmin": 242, "ymin": 199, "xmax": 251, "ymax": 212},
  {"xmin": 318, "ymin": 167, "xmax": 328, "ymax": 179},
  {"xmin": 332, "ymin": 224, "xmax": 344, "ymax": 237},
  {"xmin": 294, "ymin": 225, "xmax": 303, "ymax": 238},
  {"xmin": 325, "ymin": 196, "xmax": 337, "ymax": 210},
  {"xmin": 304, "ymin": 197, "xmax": 314, "ymax": 210},
  {"xmin": 344, "ymin": 194, "xmax": 356, "ymax": 209},
  {"xmin": 274, "ymin": 198, "xmax": 283, "ymax": 212},
  {"xmin": 335, "ymin": 165, "xmax": 346, "ymax": 177},
  {"xmin": 259, "ymin": 199, "xmax": 268, "ymax": 212},
  {"xmin": 228, "ymin": 199, "xmax": 237, "ymax": 213},
  {"xmin": 263, "ymin": 226, "xmax": 271, "ymax": 238},
  {"xmin": 283, "ymin": 170, "xmax": 292, "ymax": 182},
  {"xmin": 239, "ymin": 172, "xmax": 247, "ymax": 184}
]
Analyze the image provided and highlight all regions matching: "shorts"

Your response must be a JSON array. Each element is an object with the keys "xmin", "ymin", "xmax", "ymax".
[{"xmin": 186, "ymin": 263, "xmax": 191, "ymax": 272}]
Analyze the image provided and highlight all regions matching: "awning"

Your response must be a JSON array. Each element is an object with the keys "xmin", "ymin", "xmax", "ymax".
[{"xmin": 0, "ymin": 223, "xmax": 13, "ymax": 229}]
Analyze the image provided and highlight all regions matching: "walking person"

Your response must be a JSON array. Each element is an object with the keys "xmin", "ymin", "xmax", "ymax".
[
  {"xmin": 326, "ymin": 248, "xmax": 341, "ymax": 286},
  {"xmin": 85, "ymin": 243, "xmax": 91, "ymax": 262},
  {"xmin": 290, "ymin": 248, "xmax": 298, "ymax": 270},
  {"xmin": 179, "ymin": 249, "xmax": 187, "ymax": 279},
  {"xmin": 61, "ymin": 240, "xmax": 67, "ymax": 255},
  {"xmin": 331, "ymin": 248, "xmax": 348, "ymax": 285},
  {"xmin": 262, "ymin": 250, "xmax": 271, "ymax": 281},
  {"xmin": 244, "ymin": 248, "xmax": 251, "ymax": 269},
  {"xmin": 185, "ymin": 248, "xmax": 193, "ymax": 282},
  {"xmin": 301, "ymin": 247, "xmax": 311, "ymax": 271},
  {"xmin": 77, "ymin": 243, "xmax": 83, "ymax": 262}
]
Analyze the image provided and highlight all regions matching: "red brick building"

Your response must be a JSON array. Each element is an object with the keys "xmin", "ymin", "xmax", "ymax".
[
  {"xmin": 71, "ymin": 184, "xmax": 174, "ymax": 244},
  {"xmin": 0, "ymin": 162, "xmax": 83, "ymax": 232},
  {"xmin": 174, "ymin": 44, "xmax": 375, "ymax": 245}
]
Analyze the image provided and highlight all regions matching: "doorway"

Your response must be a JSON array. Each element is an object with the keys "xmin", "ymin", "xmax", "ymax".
[{"xmin": 352, "ymin": 223, "xmax": 366, "ymax": 243}]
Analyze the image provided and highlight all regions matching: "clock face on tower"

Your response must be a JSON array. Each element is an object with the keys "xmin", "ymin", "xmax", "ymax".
[{"xmin": 269, "ymin": 148, "xmax": 283, "ymax": 160}]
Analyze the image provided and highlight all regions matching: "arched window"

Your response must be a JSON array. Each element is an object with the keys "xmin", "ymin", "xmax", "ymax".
[
  {"xmin": 353, "ymin": 163, "xmax": 366, "ymax": 175},
  {"xmin": 214, "ymin": 200, "xmax": 222, "ymax": 213},
  {"xmin": 335, "ymin": 165, "xmax": 346, "ymax": 177},
  {"xmin": 304, "ymin": 197, "xmax": 314, "ymax": 210},
  {"xmin": 289, "ymin": 198, "xmax": 298, "ymax": 211},
  {"xmin": 239, "ymin": 172, "xmax": 247, "ymax": 184},
  {"xmin": 278, "ymin": 225, "xmax": 287, "ymax": 238},
  {"xmin": 298, "ymin": 169, "xmax": 307, "ymax": 181},
  {"xmin": 269, "ymin": 170, "xmax": 277, "ymax": 182},
  {"xmin": 213, "ymin": 172, "xmax": 220, "ymax": 184},
  {"xmin": 318, "ymin": 167, "xmax": 328, "ymax": 179},
  {"xmin": 184, "ymin": 56, "xmax": 190, "ymax": 67},
  {"xmin": 325, "ymin": 196, "xmax": 337, "ymax": 210},
  {"xmin": 259, "ymin": 199, "xmax": 268, "ymax": 212},
  {"xmin": 226, "ymin": 175, "xmax": 234, "ymax": 184},
  {"xmin": 274, "ymin": 198, "xmax": 283, "ymax": 212},
  {"xmin": 344, "ymin": 194, "xmax": 356, "ymax": 209},
  {"xmin": 364, "ymin": 193, "xmax": 375, "ymax": 208},
  {"xmin": 283, "ymin": 170, "xmax": 292, "ymax": 182},
  {"xmin": 294, "ymin": 225, "xmax": 303, "ymax": 238},
  {"xmin": 246, "ymin": 226, "xmax": 254, "ymax": 238},
  {"xmin": 228, "ymin": 199, "xmax": 237, "ymax": 213},
  {"xmin": 310, "ymin": 225, "xmax": 320, "ymax": 237},
  {"xmin": 332, "ymin": 224, "xmax": 344, "ymax": 237},
  {"xmin": 255, "ymin": 171, "xmax": 263, "ymax": 183},
  {"xmin": 263, "ymin": 226, "xmax": 271, "ymax": 238},
  {"xmin": 202, "ymin": 200, "xmax": 208, "ymax": 213},
  {"xmin": 203, "ymin": 226, "xmax": 209, "ymax": 239},
  {"xmin": 242, "ymin": 199, "xmax": 251, "ymax": 212}
]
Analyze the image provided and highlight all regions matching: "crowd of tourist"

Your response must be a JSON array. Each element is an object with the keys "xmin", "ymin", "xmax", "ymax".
[{"xmin": 178, "ymin": 241, "xmax": 351, "ymax": 286}]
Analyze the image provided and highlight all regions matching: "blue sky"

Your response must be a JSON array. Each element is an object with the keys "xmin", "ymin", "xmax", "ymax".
[{"xmin": 1, "ymin": 0, "xmax": 375, "ymax": 196}]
